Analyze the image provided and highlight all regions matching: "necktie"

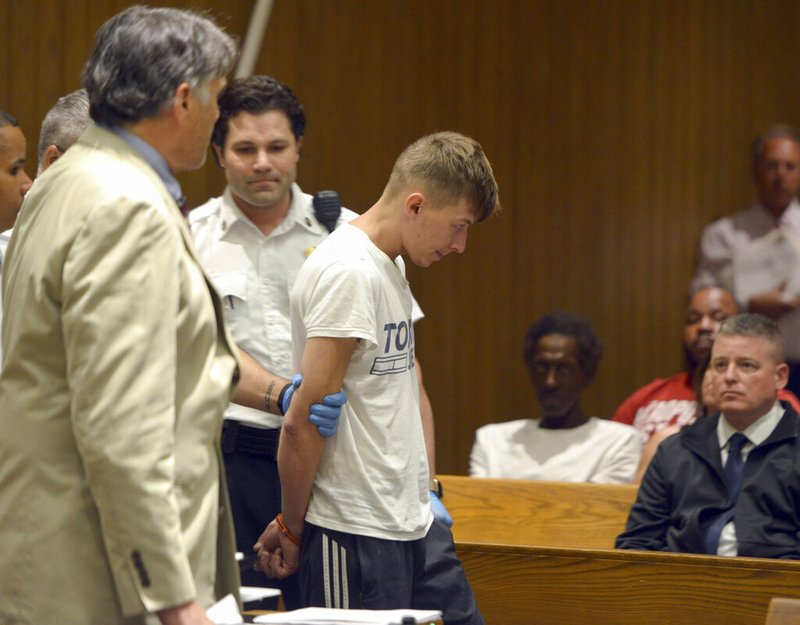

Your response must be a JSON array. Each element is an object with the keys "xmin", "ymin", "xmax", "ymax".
[
  {"xmin": 177, "ymin": 195, "xmax": 188, "ymax": 217},
  {"xmin": 703, "ymin": 432, "xmax": 749, "ymax": 554}
]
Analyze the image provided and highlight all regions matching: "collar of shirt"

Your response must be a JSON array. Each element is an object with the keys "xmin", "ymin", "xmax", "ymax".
[
  {"xmin": 105, "ymin": 125, "xmax": 185, "ymax": 207},
  {"xmin": 753, "ymin": 198, "xmax": 800, "ymax": 229},
  {"xmin": 717, "ymin": 400, "xmax": 784, "ymax": 460},
  {"xmin": 218, "ymin": 183, "xmax": 324, "ymax": 239},
  {"xmin": 0, "ymin": 229, "xmax": 10, "ymax": 272}
]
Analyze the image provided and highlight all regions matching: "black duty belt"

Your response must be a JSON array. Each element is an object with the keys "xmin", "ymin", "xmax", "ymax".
[{"xmin": 221, "ymin": 420, "xmax": 279, "ymax": 457}]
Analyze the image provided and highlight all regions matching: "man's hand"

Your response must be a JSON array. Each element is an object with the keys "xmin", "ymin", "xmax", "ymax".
[
  {"xmin": 430, "ymin": 491, "xmax": 453, "ymax": 527},
  {"xmin": 310, "ymin": 390, "xmax": 347, "ymax": 437},
  {"xmin": 156, "ymin": 601, "xmax": 215, "ymax": 625},
  {"xmin": 748, "ymin": 280, "xmax": 800, "ymax": 320},
  {"xmin": 281, "ymin": 374, "xmax": 348, "ymax": 437},
  {"xmin": 253, "ymin": 518, "xmax": 301, "ymax": 579}
]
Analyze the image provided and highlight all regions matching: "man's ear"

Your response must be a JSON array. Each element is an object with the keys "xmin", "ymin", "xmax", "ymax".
[
  {"xmin": 580, "ymin": 364, "xmax": 598, "ymax": 389},
  {"xmin": 776, "ymin": 362, "xmax": 790, "ymax": 390},
  {"xmin": 42, "ymin": 144, "xmax": 63, "ymax": 172},
  {"xmin": 172, "ymin": 82, "xmax": 193, "ymax": 120},
  {"xmin": 295, "ymin": 135, "xmax": 304, "ymax": 159},
  {"xmin": 404, "ymin": 192, "xmax": 425, "ymax": 217},
  {"xmin": 212, "ymin": 143, "xmax": 225, "ymax": 168}
]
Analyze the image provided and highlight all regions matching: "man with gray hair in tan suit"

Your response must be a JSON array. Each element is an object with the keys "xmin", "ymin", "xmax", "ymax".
[{"xmin": 0, "ymin": 7, "xmax": 239, "ymax": 625}]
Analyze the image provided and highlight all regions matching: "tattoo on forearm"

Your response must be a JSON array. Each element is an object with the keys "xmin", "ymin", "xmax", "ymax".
[{"xmin": 265, "ymin": 380, "xmax": 276, "ymax": 412}]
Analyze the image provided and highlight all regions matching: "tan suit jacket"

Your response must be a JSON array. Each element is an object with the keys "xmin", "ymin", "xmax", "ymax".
[{"xmin": 0, "ymin": 125, "xmax": 240, "ymax": 624}]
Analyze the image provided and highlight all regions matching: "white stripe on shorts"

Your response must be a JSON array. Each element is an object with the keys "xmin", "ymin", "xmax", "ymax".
[{"xmin": 321, "ymin": 533, "xmax": 349, "ymax": 609}]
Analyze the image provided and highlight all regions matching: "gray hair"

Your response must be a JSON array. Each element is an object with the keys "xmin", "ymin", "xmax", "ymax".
[
  {"xmin": 37, "ymin": 89, "xmax": 91, "ymax": 173},
  {"xmin": 82, "ymin": 5, "xmax": 237, "ymax": 126},
  {"xmin": 717, "ymin": 313, "xmax": 785, "ymax": 363},
  {"xmin": 752, "ymin": 124, "xmax": 800, "ymax": 166}
]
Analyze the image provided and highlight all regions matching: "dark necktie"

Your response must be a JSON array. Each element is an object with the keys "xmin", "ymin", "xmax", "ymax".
[{"xmin": 703, "ymin": 432, "xmax": 749, "ymax": 554}]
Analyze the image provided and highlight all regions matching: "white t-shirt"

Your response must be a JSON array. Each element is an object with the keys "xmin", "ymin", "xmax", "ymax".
[
  {"xmin": 190, "ymin": 185, "xmax": 423, "ymax": 428},
  {"xmin": 291, "ymin": 223, "xmax": 432, "ymax": 540},
  {"xmin": 189, "ymin": 184, "xmax": 357, "ymax": 428},
  {"xmin": 470, "ymin": 417, "xmax": 642, "ymax": 484}
]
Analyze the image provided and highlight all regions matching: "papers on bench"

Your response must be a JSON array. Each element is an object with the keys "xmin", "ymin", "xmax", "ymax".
[
  {"xmin": 205, "ymin": 588, "xmax": 282, "ymax": 624},
  {"xmin": 252, "ymin": 607, "xmax": 443, "ymax": 624},
  {"xmin": 206, "ymin": 593, "xmax": 244, "ymax": 624},
  {"xmin": 241, "ymin": 586, "xmax": 282, "ymax": 603}
]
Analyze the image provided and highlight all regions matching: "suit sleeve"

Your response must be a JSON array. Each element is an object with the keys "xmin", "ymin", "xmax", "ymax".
[
  {"xmin": 61, "ymin": 198, "xmax": 195, "ymax": 614},
  {"xmin": 615, "ymin": 443, "xmax": 673, "ymax": 551}
]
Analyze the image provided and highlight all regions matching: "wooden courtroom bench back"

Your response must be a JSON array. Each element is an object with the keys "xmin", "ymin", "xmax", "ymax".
[
  {"xmin": 439, "ymin": 475, "xmax": 638, "ymax": 549},
  {"xmin": 457, "ymin": 543, "xmax": 800, "ymax": 625}
]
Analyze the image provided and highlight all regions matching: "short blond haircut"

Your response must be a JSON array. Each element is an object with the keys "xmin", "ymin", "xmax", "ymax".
[{"xmin": 384, "ymin": 131, "xmax": 500, "ymax": 222}]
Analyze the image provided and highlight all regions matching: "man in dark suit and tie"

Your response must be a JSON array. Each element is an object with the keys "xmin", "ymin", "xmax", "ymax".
[{"xmin": 616, "ymin": 313, "xmax": 800, "ymax": 558}]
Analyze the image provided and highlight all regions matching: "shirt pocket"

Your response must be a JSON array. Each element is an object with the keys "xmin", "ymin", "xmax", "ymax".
[{"xmin": 209, "ymin": 272, "xmax": 249, "ymax": 337}]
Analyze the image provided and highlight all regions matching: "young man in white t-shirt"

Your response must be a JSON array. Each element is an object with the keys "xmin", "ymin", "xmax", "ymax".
[{"xmin": 255, "ymin": 132, "xmax": 500, "ymax": 623}]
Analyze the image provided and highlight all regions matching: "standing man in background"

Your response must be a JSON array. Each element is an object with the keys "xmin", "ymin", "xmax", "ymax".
[
  {"xmin": 36, "ymin": 88, "xmax": 91, "ymax": 175},
  {"xmin": 190, "ymin": 75, "xmax": 447, "ymax": 608},
  {"xmin": 692, "ymin": 125, "xmax": 800, "ymax": 396},
  {"xmin": 0, "ymin": 7, "xmax": 239, "ymax": 625}
]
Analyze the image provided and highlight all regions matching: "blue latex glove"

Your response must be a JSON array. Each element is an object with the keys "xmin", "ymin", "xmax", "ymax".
[
  {"xmin": 310, "ymin": 390, "xmax": 347, "ymax": 437},
  {"xmin": 430, "ymin": 491, "xmax": 453, "ymax": 527},
  {"xmin": 279, "ymin": 374, "xmax": 303, "ymax": 415},
  {"xmin": 280, "ymin": 374, "xmax": 347, "ymax": 438}
]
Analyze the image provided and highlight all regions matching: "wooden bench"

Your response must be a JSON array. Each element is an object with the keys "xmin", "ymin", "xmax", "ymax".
[
  {"xmin": 439, "ymin": 475, "xmax": 638, "ymax": 548},
  {"xmin": 457, "ymin": 542, "xmax": 800, "ymax": 625},
  {"xmin": 765, "ymin": 597, "xmax": 800, "ymax": 625}
]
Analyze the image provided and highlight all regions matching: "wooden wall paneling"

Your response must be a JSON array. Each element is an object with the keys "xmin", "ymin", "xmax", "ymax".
[
  {"xmin": 6, "ymin": 0, "xmax": 800, "ymax": 474},
  {"xmin": 0, "ymin": 2, "xmax": 9, "ymax": 106}
]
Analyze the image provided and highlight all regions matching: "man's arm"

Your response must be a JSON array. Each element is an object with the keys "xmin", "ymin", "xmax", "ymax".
[
  {"xmin": 416, "ymin": 359, "xmax": 452, "ymax": 526},
  {"xmin": 468, "ymin": 431, "xmax": 490, "ymax": 477},
  {"xmin": 416, "ymin": 360, "xmax": 436, "ymax": 477},
  {"xmin": 231, "ymin": 346, "xmax": 289, "ymax": 414},
  {"xmin": 747, "ymin": 280, "xmax": 800, "ymax": 320},
  {"xmin": 255, "ymin": 336, "xmax": 356, "ymax": 578},
  {"xmin": 280, "ymin": 336, "xmax": 356, "ymax": 529},
  {"xmin": 589, "ymin": 429, "xmax": 642, "ymax": 485},
  {"xmin": 615, "ymin": 444, "xmax": 673, "ymax": 551}
]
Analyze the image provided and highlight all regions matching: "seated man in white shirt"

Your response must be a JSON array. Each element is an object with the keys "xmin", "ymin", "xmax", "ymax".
[
  {"xmin": 616, "ymin": 313, "xmax": 800, "ymax": 558},
  {"xmin": 470, "ymin": 311, "xmax": 641, "ymax": 483}
]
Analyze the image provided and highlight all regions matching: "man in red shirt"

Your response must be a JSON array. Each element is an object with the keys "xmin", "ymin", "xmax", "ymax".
[{"xmin": 614, "ymin": 286, "xmax": 800, "ymax": 481}]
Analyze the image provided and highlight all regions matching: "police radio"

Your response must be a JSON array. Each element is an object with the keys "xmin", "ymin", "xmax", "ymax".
[{"xmin": 312, "ymin": 190, "xmax": 342, "ymax": 234}]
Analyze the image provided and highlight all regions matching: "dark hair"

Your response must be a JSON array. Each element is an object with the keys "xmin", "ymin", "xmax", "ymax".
[
  {"xmin": 0, "ymin": 109, "xmax": 20, "ymax": 128},
  {"xmin": 0, "ymin": 109, "xmax": 22, "ymax": 155},
  {"xmin": 523, "ymin": 311, "xmax": 603, "ymax": 376},
  {"xmin": 82, "ymin": 5, "xmax": 237, "ymax": 126},
  {"xmin": 752, "ymin": 124, "xmax": 800, "ymax": 166},
  {"xmin": 211, "ymin": 75, "xmax": 306, "ymax": 156}
]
